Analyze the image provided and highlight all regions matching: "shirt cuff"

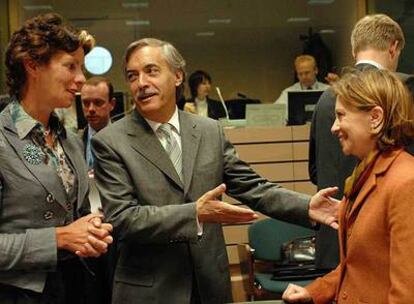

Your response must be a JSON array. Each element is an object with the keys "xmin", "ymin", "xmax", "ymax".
[{"xmin": 196, "ymin": 217, "xmax": 203, "ymax": 236}]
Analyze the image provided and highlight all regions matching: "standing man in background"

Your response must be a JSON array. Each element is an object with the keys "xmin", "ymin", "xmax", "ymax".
[
  {"xmin": 309, "ymin": 13, "xmax": 410, "ymax": 273},
  {"xmin": 92, "ymin": 38, "xmax": 339, "ymax": 304},
  {"xmin": 80, "ymin": 76, "xmax": 115, "ymax": 172}
]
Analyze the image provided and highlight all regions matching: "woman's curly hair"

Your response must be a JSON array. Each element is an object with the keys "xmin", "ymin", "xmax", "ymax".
[{"xmin": 5, "ymin": 13, "xmax": 95, "ymax": 99}]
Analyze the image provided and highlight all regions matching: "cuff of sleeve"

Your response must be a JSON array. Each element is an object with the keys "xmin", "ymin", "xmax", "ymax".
[
  {"xmin": 25, "ymin": 227, "xmax": 57, "ymax": 271},
  {"xmin": 196, "ymin": 217, "xmax": 203, "ymax": 237}
]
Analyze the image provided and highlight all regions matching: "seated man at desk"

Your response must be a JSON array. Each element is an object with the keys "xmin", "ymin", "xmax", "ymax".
[{"xmin": 275, "ymin": 54, "xmax": 329, "ymax": 107}]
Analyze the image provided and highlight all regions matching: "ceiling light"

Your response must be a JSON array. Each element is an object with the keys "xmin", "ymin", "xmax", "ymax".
[
  {"xmin": 125, "ymin": 20, "xmax": 150, "ymax": 26},
  {"xmin": 308, "ymin": 0, "xmax": 335, "ymax": 4},
  {"xmin": 196, "ymin": 32, "xmax": 215, "ymax": 37},
  {"xmin": 208, "ymin": 19, "xmax": 231, "ymax": 24},
  {"xmin": 23, "ymin": 5, "xmax": 53, "ymax": 10},
  {"xmin": 287, "ymin": 17, "xmax": 311, "ymax": 22},
  {"xmin": 122, "ymin": 2, "xmax": 149, "ymax": 8},
  {"xmin": 319, "ymin": 29, "xmax": 336, "ymax": 34}
]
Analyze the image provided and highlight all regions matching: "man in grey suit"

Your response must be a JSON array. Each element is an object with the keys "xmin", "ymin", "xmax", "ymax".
[
  {"xmin": 92, "ymin": 38, "xmax": 339, "ymax": 304},
  {"xmin": 309, "ymin": 14, "xmax": 412, "ymax": 271}
]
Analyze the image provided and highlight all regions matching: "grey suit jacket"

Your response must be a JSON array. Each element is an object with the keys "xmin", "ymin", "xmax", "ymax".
[
  {"xmin": 92, "ymin": 109, "xmax": 311, "ymax": 304},
  {"xmin": 0, "ymin": 104, "xmax": 90, "ymax": 293}
]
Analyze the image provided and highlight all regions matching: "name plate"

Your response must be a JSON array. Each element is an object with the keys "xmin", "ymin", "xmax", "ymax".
[
  {"xmin": 219, "ymin": 118, "xmax": 247, "ymax": 128},
  {"xmin": 246, "ymin": 104, "xmax": 286, "ymax": 127}
]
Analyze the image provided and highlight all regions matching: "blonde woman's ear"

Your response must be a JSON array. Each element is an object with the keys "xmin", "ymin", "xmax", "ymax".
[{"xmin": 369, "ymin": 106, "xmax": 384, "ymax": 134}]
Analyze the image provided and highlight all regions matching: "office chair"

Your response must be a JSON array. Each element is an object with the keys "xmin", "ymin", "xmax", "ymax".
[{"xmin": 238, "ymin": 218, "xmax": 316, "ymax": 301}]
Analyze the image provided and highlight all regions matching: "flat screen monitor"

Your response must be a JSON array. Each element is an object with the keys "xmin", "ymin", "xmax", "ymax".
[
  {"xmin": 76, "ymin": 91, "xmax": 125, "ymax": 129},
  {"xmin": 287, "ymin": 90, "xmax": 324, "ymax": 125},
  {"xmin": 225, "ymin": 98, "xmax": 261, "ymax": 119}
]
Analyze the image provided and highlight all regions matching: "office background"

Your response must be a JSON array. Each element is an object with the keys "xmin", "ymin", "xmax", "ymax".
[
  {"xmin": 1, "ymin": 0, "xmax": 414, "ymax": 301},
  {"xmin": 3, "ymin": 0, "xmax": 411, "ymax": 106}
]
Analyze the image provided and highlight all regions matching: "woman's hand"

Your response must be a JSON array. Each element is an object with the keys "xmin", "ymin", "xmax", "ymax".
[
  {"xmin": 282, "ymin": 283, "xmax": 312, "ymax": 303},
  {"xmin": 183, "ymin": 102, "xmax": 196, "ymax": 114},
  {"xmin": 56, "ymin": 214, "xmax": 113, "ymax": 258}
]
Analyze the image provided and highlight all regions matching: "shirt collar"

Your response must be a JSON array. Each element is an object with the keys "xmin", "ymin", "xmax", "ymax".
[
  {"xmin": 87, "ymin": 125, "xmax": 97, "ymax": 139},
  {"xmin": 356, "ymin": 60, "xmax": 383, "ymax": 69},
  {"xmin": 88, "ymin": 120, "xmax": 111, "ymax": 135},
  {"xmin": 145, "ymin": 106, "xmax": 181, "ymax": 135},
  {"xmin": 300, "ymin": 81, "xmax": 317, "ymax": 90},
  {"xmin": 195, "ymin": 97, "xmax": 207, "ymax": 104},
  {"xmin": 10, "ymin": 101, "xmax": 66, "ymax": 140}
]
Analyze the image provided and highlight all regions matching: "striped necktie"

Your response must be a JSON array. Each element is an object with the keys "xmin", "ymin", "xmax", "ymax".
[{"xmin": 157, "ymin": 123, "xmax": 183, "ymax": 181}]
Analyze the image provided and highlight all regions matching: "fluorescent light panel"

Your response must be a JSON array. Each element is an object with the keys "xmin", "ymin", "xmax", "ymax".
[
  {"xmin": 125, "ymin": 20, "xmax": 150, "ymax": 26},
  {"xmin": 196, "ymin": 32, "xmax": 215, "ymax": 37},
  {"xmin": 319, "ymin": 29, "xmax": 336, "ymax": 34},
  {"xmin": 287, "ymin": 17, "xmax": 310, "ymax": 22},
  {"xmin": 23, "ymin": 5, "xmax": 53, "ymax": 10},
  {"xmin": 122, "ymin": 2, "xmax": 149, "ymax": 8},
  {"xmin": 308, "ymin": 0, "xmax": 335, "ymax": 4},
  {"xmin": 208, "ymin": 19, "xmax": 231, "ymax": 24}
]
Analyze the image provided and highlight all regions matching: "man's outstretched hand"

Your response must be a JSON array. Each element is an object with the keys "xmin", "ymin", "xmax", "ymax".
[
  {"xmin": 197, "ymin": 184, "xmax": 258, "ymax": 223},
  {"xmin": 309, "ymin": 187, "xmax": 340, "ymax": 229}
]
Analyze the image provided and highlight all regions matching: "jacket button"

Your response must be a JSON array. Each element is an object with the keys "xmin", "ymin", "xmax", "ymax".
[
  {"xmin": 46, "ymin": 193, "xmax": 55, "ymax": 204},
  {"xmin": 43, "ymin": 211, "xmax": 54, "ymax": 220},
  {"xmin": 342, "ymin": 291, "xmax": 348, "ymax": 300}
]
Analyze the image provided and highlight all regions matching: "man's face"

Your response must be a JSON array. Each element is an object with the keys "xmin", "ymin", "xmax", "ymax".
[
  {"xmin": 125, "ymin": 46, "xmax": 183, "ymax": 122},
  {"xmin": 81, "ymin": 82, "xmax": 115, "ymax": 131},
  {"xmin": 295, "ymin": 61, "xmax": 318, "ymax": 88}
]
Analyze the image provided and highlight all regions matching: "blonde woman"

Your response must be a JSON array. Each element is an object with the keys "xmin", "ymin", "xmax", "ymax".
[{"xmin": 283, "ymin": 69, "xmax": 414, "ymax": 303}]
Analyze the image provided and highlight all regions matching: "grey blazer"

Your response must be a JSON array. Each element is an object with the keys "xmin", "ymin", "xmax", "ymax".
[
  {"xmin": 0, "ymin": 104, "xmax": 90, "ymax": 293},
  {"xmin": 92, "ymin": 110, "xmax": 311, "ymax": 304}
]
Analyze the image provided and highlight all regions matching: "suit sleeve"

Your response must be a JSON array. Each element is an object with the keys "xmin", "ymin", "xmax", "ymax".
[
  {"xmin": 387, "ymin": 174, "xmax": 414, "ymax": 303},
  {"xmin": 219, "ymin": 123, "xmax": 312, "ymax": 227},
  {"xmin": 92, "ymin": 133, "xmax": 199, "ymax": 245},
  {"xmin": 0, "ymin": 230, "xmax": 57, "ymax": 271},
  {"xmin": 308, "ymin": 101, "xmax": 319, "ymax": 185},
  {"xmin": 306, "ymin": 266, "xmax": 340, "ymax": 304}
]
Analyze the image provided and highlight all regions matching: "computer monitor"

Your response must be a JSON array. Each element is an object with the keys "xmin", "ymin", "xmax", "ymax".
[
  {"xmin": 225, "ymin": 98, "xmax": 261, "ymax": 119},
  {"xmin": 287, "ymin": 91, "xmax": 324, "ymax": 125}
]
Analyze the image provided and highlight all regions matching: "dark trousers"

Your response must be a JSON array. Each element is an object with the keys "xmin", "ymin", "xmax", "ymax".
[
  {"xmin": 190, "ymin": 273, "xmax": 201, "ymax": 304},
  {"xmin": 0, "ymin": 258, "xmax": 107, "ymax": 304}
]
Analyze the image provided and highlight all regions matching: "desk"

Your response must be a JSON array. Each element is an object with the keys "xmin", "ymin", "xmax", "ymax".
[
  {"xmin": 222, "ymin": 125, "xmax": 316, "ymax": 265},
  {"xmin": 222, "ymin": 126, "xmax": 315, "ymax": 302}
]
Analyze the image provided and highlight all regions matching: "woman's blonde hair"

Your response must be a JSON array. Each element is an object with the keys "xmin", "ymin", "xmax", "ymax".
[{"xmin": 332, "ymin": 68, "xmax": 414, "ymax": 149}]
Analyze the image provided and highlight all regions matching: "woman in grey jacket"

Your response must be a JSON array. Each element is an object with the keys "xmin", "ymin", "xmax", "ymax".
[{"xmin": 0, "ymin": 13, "xmax": 112, "ymax": 303}]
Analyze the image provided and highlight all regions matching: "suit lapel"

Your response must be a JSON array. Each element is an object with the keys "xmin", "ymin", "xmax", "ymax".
[
  {"xmin": 347, "ymin": 149, "xmax": 402, "ymax": 226},
  {"xmin": 179, "ymin": 111, "xmax": 201, "ymax": 195},
  {"xmin": 60, "ymin": 133, "xmax": 88, "ymax": 212},
  {"xmin": 0, "ymin": 110, "xmax": 68, "ymax": 210},
  {"xmin": 346, "ymin": 175, "xmax": 376, "ymax": 224},
  {"xmin": 80, "ymin": 127, "xmax": 88, "ymax": 158},
  {"xmin": 127, "ymin": 111, "xmax": 184, "ymax": 189}
]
